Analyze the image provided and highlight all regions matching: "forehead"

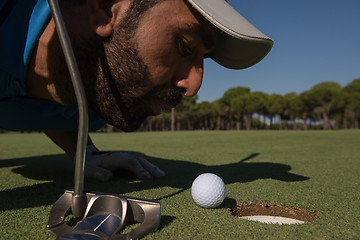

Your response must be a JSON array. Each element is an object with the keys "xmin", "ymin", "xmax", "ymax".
[{"xmin": 136, "ymin": 0, "xmax": 217, "ymax": 43}]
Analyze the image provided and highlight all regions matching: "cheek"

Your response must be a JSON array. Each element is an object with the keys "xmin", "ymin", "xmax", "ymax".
[
  {"xmin": 135, "ymin": 25, "xmax": 180, "ymax": 86},
  {"xmin": 139, "ymin": 43, "xmax": 179, "ymax": 88}
]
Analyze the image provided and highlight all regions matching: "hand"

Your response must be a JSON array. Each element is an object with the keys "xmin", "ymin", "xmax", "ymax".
[{"xmin": 83, "ymin": 145, "xmax": 166, "ymax": 182}]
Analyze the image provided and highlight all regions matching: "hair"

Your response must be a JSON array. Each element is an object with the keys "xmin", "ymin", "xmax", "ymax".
[
  {"xmin": 61, "ymin": 0, "xmax": 86, "ymax": 7},
  {"xmin": 61, "ymin": 0, "xmax": 166, "ymax": 10},
  {"xmin": 61, "ymin": 0, "xmax": 168, "ymax": 37},
  {"xmin": 113, "ymin": 0, "xmax": 167, "ymax": 35}
]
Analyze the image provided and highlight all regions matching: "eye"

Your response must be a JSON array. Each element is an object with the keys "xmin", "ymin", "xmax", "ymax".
[{"xmin": 178, "ymin": 37, "xmax": 193, "ymax": 56}]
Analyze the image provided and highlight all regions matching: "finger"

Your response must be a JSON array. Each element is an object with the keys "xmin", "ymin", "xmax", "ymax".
[
  {"xmin": 84, "ymin": 164, "xmax": 113, "ymax": 182},
  {"xmin": 127, "ymin": 160, "xmax": 154, "ymax": 179},
  {"xmin": 97, "ymin": 152, "xmax": 163, "ymax": 179},
  {"xmin": 137, "ymin": 157, "xmax": 166, "ymax": 178}
]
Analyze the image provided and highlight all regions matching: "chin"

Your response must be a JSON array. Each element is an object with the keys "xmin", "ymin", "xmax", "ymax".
[
  {"xmin": 106, "ymin": 112, "xmax": 148, "ymax": 132},
  {"xmin": 120, "ymin": 122, "xmax": 144, "ymax": 132}
]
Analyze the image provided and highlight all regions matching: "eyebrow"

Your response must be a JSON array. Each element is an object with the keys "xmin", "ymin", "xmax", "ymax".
[{"xmin": 178, "ymin": 23, "xmax": 217, "ymax": 53}]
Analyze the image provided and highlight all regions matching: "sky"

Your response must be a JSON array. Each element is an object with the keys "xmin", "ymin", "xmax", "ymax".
[{"xmin": 197, "ymin": 0, "xmax": 360, "ymax": 102}]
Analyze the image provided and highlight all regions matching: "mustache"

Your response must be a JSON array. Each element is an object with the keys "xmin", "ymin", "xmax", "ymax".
[
  {"xmin": 151, "ymin": 86, "xmax": 184, "ymax": 109},
  {"xmin": 156, "ymin": 88, "xmax": 183, "ymax": 107},
  {"xmin": 161, "ymin": 88, "xmax": 183, "ymax": 107}
]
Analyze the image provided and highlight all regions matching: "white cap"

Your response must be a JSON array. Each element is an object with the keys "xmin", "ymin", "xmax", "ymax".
[{"xmin": 187, "ymin": 0, "xmax": 273, "ymax": 69}]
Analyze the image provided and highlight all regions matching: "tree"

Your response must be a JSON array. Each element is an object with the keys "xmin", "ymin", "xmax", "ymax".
[
  {"xmin": 171, "ymin": 108, "xmax": 175, "ymax": 131},
  {"xmin": 212, "ymin": 100, "xmax": 226, "ymax": 130},
  {"xmin": 175, "ymin": 95, "xmax": 198, "ymax": 130},
  {"xmin": 231, "ymin": 93, "xmax": 265, "ymax": 130},
  {"xmin": 343, "ymin": 78, "xmax": 360, "ymax": 128},
  {"xmin": 221, "ymin": 87, "xmax": 250, "ymax": 130},
  {"xmin": 265, "ymin": 94, "xmax": 286, "ymax": 129},
  {"xmin": 193, "ymin": 101, "xmax": 214, "ymax": 130},
  {"xmin": 252, "ymin": 92, "xmax": 268, "ymax": 129},
  {"xmin": 299, "ymin": 90, "xmax": 315, "ymax": 130},
  {"xmin": 284, "ymin": 92, "xmax": 302, "ymax": 130},
  {"xmin": 308, "ymin": 82, "xmax": 343, "ymax": 130},
  {"xmin": 221, "ymin": 87, "xmax": 250, "ymax": 105},
  {"xmin": 230, "ymin": 95, "xmax": 246, "ymax": 130},
  {"xmin": 330, "ymin": 90, "xmax": 347, "ymax": 129}
]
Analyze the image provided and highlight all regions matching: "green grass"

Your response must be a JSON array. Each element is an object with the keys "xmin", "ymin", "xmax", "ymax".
[{"xmin": 0, "ymin": 130, "xmax": 359, "ymax": 239}]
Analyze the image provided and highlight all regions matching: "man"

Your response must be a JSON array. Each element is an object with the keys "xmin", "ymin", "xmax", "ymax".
[{"xmin": 0, "ymin": 0, "xmax": 273, "ymax": 181}]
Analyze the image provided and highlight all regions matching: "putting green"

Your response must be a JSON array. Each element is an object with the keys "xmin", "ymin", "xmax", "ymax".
[{"xmin": 0, "ymin": 130, "xmax": 359, "ymax": 239}]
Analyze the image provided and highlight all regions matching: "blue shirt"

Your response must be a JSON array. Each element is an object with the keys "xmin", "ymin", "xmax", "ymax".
[{"xmin": 0, "ymin": 0, "xmax": 105, "ymax": 131}]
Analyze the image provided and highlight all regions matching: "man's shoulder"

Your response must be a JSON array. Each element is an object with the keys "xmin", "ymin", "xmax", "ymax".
[
  {"xmin": 0, "ymin": 0, "xmax": 50, "ymax": 96},
  {"xmin": 0, "ymin": 97, "xmax": 106, "ymax": 132}
]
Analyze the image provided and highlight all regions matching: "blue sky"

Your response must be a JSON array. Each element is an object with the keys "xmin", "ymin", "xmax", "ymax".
[{"xmin": 197, "ymin": 0, "xmax": 360, "ymax": 102}]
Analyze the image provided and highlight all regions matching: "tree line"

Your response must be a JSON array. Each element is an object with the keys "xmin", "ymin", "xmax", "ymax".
[
  {"xmin": 2, "ymin": 78, "xmax": 358, "ymax": 134},
  {"xmin": 132, "ymin": 78, "xmax": 360, "ymax": 131}
]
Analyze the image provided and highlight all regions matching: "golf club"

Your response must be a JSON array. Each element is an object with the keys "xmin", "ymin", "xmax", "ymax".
[{"xmin": 46, "ymin": 0, "xmax": 161, "ymax": 239}]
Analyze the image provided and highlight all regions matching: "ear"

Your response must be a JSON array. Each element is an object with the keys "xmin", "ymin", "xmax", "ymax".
[{"xmin": 87, "ymin": 0, "xmax": 131, "ymax": 37}]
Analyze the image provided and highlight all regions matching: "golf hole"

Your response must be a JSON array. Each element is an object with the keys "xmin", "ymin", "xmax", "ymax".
[{"xmin": 229, "ymin": 201, "xmax": 318, "ymax": 225}]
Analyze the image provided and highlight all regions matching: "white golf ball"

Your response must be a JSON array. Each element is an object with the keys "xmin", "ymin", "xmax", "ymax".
[{"xmin": 191, "ymin": 173, "xmax": 226, "ymax": 208}]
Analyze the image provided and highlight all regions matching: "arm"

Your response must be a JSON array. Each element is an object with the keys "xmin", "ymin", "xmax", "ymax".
[
  {"xmin": 44, "ymin": 130, "xmax": 165, "ymax": 181},
  {"xmin": 44, "ymin": 130, "xmax": 89, "ymax": 159}
]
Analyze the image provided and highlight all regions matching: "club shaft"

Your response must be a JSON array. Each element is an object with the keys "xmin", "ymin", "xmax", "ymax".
[{"xmin": 47, "ymin": 0, "xmax": 88, "ymax": 197}]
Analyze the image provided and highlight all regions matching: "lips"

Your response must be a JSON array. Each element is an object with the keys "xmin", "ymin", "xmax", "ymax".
[
  {"xmin": 159, "ymin": 101, "xmax": 174, "ymax": 111},
  {"xmin": 147, "ymin": 87, "xmax": 183, "ymax": 116},
  {"xmin": 150, "ymin": 99, "xmax": 165, "ymax": 116},
  {"xmin": 150, "ymin": 98, "xmax": 174, "ymax": 116}
]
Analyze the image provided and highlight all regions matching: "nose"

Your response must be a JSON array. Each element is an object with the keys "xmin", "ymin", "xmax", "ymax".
[{"xmin": 174, "ymin": 59, "xmax": 204, "ymax": 97}]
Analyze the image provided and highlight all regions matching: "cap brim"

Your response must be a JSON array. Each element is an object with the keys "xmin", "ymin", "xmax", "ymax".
[{"xmin": 187, "ymin": 0, "xmax": 273, "ymax": 69}]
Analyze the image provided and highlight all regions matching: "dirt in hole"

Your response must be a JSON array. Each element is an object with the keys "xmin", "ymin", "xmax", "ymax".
[{"xmin": 229, "ymin": 201, "xmax": 318, "ymax": 222}]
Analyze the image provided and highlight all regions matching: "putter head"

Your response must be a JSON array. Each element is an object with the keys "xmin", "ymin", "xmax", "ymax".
[{"xmin": 47, "ymin": 190, "xmax": 161, "ymax": 240}]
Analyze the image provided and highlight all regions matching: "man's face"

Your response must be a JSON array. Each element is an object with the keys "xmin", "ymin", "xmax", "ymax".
[
  {"xmin": 131, "ymin": 0, "xmax": 217, "ymax": 113},
  {"xmin": 63, "ymin": 0, "xmax": 216, "ymax": 131}
]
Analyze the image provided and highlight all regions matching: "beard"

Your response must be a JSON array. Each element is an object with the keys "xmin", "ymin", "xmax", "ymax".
[{"xmin": 50, "ymin": 2, "xmax": 182, "ymax": 132}]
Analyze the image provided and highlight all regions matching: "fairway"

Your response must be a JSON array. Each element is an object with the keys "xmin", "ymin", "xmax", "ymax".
[{"xmin": 0, "ymin": 130, "xmax": 359, "ymax": 239}]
